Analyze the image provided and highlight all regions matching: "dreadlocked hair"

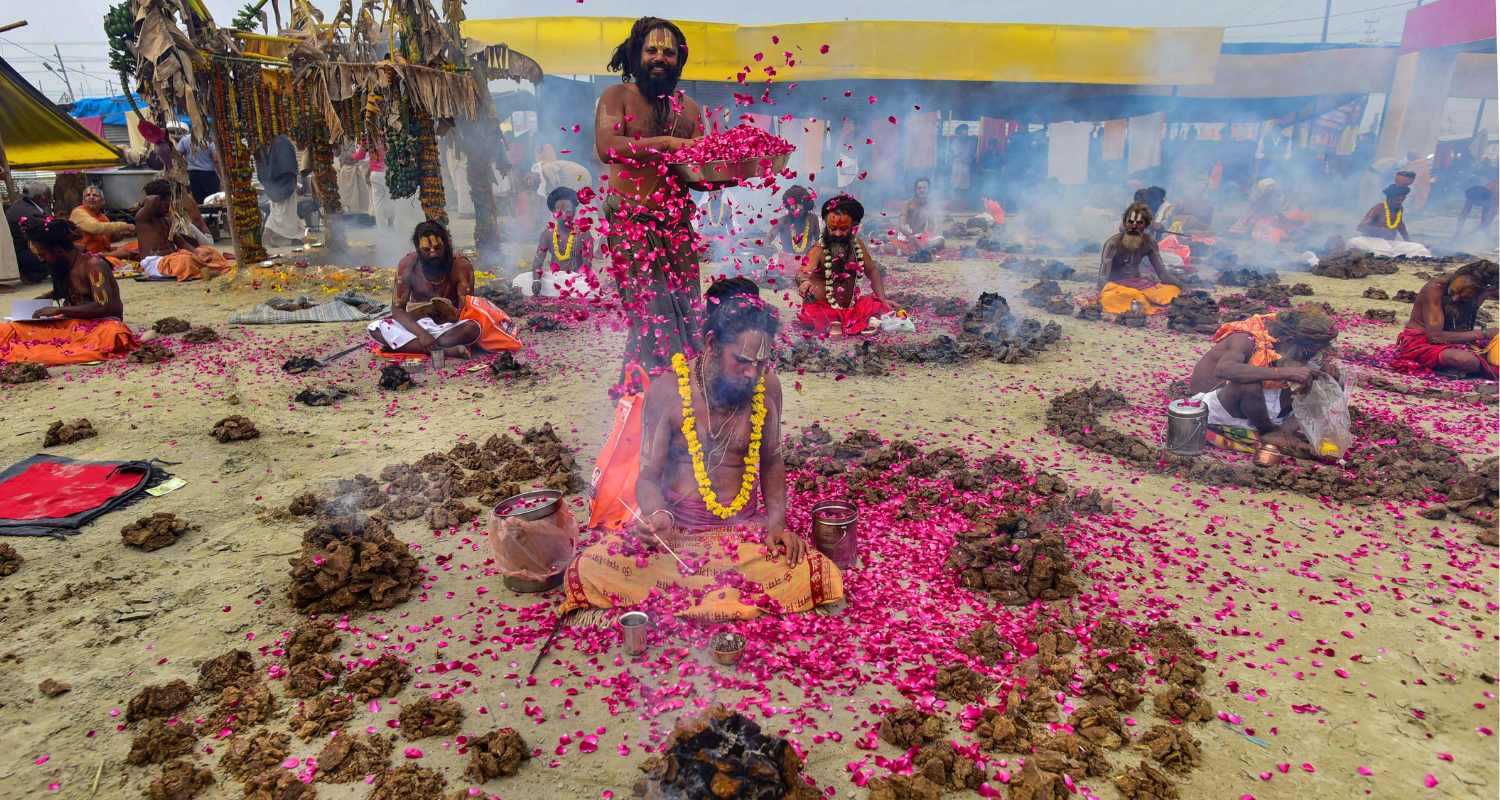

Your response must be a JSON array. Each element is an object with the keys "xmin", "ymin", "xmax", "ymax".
[
  {"xmin": 703, "ymin": 278, "xmax": 779, "ymax": 344},
  {"xmin": 608, "ymin": 17, "xmax": 689, "ymax": 78},
  {"xmin": 1453, "ymin": 259, "xmax": 1499, "ymax": 294},
  {"xmin": 21, "ymin": 216, "xmax": 80, "ymax": 251},
  {"xmin": 1270, "ymin": 304, "xmax": 1338, "ymax": 353},
  {"xmin": 607, "ymin": 17, "xmax": 688, "ymax": 135}
]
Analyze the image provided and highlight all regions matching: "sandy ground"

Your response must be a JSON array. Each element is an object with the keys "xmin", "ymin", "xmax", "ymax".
[{"xmin": 0, "ymin": 216, "xmax": 1495, "ymax": 800}]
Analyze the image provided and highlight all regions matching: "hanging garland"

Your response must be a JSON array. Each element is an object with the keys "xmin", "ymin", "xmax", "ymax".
[
  {"xmin": 385, "ymin": 97, "xmax": 421, "ymax": 200},
  {"xmin": 211, "ymin": 60, "xmax": 266, "ymax": 262},
  {"xmin": 413, "ymin": 106, "xmax": 447, "ymax": 225}
]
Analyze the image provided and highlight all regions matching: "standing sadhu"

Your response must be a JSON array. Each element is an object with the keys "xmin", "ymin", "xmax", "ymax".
[{"xmin": 594, "ymin": 16, "xmax": 706, "ymax": 391}]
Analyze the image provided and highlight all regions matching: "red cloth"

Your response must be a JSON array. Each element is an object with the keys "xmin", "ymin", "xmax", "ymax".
[
  {"xmin": 798, "ymin": 295, "xmax": 891, "ymax": 336},
  {"xmin": 1391, "ymin": 326, "xmax": 1498, "ymax": 378},
  {"xmin": 0, "ymin": 460, "xmax": 145, "ymax": 521}
]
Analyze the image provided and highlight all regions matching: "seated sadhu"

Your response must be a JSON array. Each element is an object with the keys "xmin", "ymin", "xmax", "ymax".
[
  {"xmin": 517, "ymin": 187, "xmax": 597, "ymax": 298},
  {"xmin": 135, "ymin": 179, "xmax": 235, "ymax": 281},
  {"xmin": 0, "ymin": 217, "xmax": 137, "ymax": 365},
  {"xmin": 894, "ymin": 177, "xmax": 945, "ymax": 259},
  {"xmin": 1097, "ymin": 201, "xmax": 1183, "ymax": 315},
  {"xmin": 796, "ymin": 194, "xmax": 894, "ymax": 336},
  {"xmin": 367, "ymin": 220, "xmax": 521, "ymax": 358},
  {"xmin": 1393, "ymin": 259, "xmax": 1498, "ymax": 380},
  {"xmin": 69, "ymin": 185, "xmax": 136, "ymax": 262},
  {"xmin": 1348, "ymin": 184, "xmax": 1431, "ymax": 258},
  {"xmin": 562, "ymin": 278, "xmax": 844, "ymax": 620},
  {"xmin": 1186, "ymin": 306, "xmax": 1340, "ymax": 457},
  {"xmin": 772, "ymin": 185, "xmax": 819, "ymax": 270}
]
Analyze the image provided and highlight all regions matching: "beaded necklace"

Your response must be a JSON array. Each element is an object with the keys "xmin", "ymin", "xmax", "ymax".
[{"xmin": 821, "ymin": 239, "xmax": 866, "ymax": 310}]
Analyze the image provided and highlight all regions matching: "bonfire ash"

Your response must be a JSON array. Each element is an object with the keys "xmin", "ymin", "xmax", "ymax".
[{"xmin": 634, "ymin": 708, "xmax": 819, "ymax": 800}]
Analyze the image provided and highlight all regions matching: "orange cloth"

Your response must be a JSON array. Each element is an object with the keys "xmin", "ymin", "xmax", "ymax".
[
  {"xmin": 0, "ymin": 318, "xmax": 138, "ymax": 365},
  {"xmin": 459, "ymin": 295, "xmax": 522, "ymax": 352},
  {"xmin": 69, "ymin": 207, "xmax": 133, "ymax": 254},
  {"xmin": 1098, "ymin": 282, "xmax": 1179, "ymax": 315},
  {"xmin": 1211, "ymin": 313, "xmax": 1279, "ymax": 367},
  {"xmin": 561, "ymin": 528, "xmax": 845, "ymax": 621},
  {"xmin": 151, "ymin": 247, "xmax": 235, "ymax": 281}
]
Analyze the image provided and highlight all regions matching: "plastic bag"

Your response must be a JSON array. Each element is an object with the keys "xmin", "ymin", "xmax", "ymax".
[
  {"xmin": 876, "ymin": 312, "xmax": 916, "ymax": 333},
  {"xmin": 488, "ymin": 508, "xmax": 578, "ymax": 581},
  {"xmin": 1296, "ymin": 374, "xmax": 1352, "ymax": 459}
]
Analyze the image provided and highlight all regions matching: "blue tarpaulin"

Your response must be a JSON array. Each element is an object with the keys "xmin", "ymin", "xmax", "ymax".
[{"xmin": 66, "ymin": 94, "xmax": 153, "ymax": 127}]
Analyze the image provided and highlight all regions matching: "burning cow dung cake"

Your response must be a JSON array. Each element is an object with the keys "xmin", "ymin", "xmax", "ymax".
[
  {"xmin": 0, "ymin": 362, "xmax": 48, "ymax": 383},
  {"xmin": 634, "ymin": 707, "xmax": 819, "ymax": 799}
]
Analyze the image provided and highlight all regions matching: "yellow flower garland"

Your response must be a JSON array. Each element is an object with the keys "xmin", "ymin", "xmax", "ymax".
[
  {"xmin": 551, "ymin": 225, "xmax": 577, "ymax": 262},
  {"xmin": 672, "ymin": 353, "xmax": 767, "ymax": 519},
  {"xmin": 790, "ymin": 215, "xmax": 813, "ymax": 255},
  {"xmin": 1383, "ymin": 201, "xmax": 1402, "ymax": 230}
]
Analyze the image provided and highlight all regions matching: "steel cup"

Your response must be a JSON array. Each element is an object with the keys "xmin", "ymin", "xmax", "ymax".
[{"xmin": 619, "ymin": 611, "xmax": 650, "ymax": 655}]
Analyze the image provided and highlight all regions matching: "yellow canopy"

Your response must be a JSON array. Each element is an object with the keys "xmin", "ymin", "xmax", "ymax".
[
  {"xmin": 461, "ymin": 17, "xmax": 1222, "ymax": 85},
  {"xmin": 0, "ymin": 58, "xmax": 123, "ymax": 171}
]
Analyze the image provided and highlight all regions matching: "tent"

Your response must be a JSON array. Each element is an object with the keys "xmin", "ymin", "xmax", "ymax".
[{"xmin": 0, "ymin": 57, "xmax": 123, "ymax": 171}]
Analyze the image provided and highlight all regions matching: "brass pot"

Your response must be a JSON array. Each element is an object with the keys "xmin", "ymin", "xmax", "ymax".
[
  {"xmin": 1253, "ymin": 443, "xmax": 1284, "ymax": 467},
  {"xmin": 502, "ymin": 572, "xmax": 563, "ymax": 594}
]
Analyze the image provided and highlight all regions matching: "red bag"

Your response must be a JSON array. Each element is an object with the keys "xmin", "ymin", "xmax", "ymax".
[{"xmin": 587, "ymin": 365, "xmax": 649, "ymax": 530}]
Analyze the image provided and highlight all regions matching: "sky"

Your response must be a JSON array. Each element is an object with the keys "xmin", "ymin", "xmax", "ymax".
[{"xmin": 0, "ymin": 0, "xmax": 1424, "ymax": 101}]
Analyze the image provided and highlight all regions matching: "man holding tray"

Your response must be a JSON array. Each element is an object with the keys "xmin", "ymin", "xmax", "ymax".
[{"xmin": 594, "ymin": 16, "xmax": 707, "ymax": 393}]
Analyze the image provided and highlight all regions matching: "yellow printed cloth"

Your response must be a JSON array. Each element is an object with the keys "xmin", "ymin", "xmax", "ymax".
[
  {"xmin": 561, "ymin": 528, "xmax": 844, "ymax": 621},
  {"xmin": 1099, "ymin": 281, "xmax": 1180, "ymax": 315}
]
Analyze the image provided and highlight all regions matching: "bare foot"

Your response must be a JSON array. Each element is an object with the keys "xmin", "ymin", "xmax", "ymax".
[{"xmin": 443, "ymin": 345, "xmax": 471, "ymax": 360}]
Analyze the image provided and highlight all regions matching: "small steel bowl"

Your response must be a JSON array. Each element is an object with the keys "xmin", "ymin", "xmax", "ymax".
[
  {"xmin": 710, "ymin": 632, "xmax": 745, "ymax": 666},
  {"xmin": 493, "ymin": 489, "xmax": 562, "ymax": 522}
]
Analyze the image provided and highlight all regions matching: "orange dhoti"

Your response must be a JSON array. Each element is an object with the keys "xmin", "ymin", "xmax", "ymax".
[
  {"xmin": 0, "ymin": 318, "xmax": 138, "ymax": 365},
  {"xmin": 141, "ymin": 247, "xmax": 235, "ymax": 281},
  {"xmin": 460, "ymin": 295, "xmax": 523, "ymax": 352},
  {"xmin": 1099, "ymin": 281, "xmax": 1180, "ymax": 315},
  {"xmin": 561, "ymin": 528, "xmax": 845, "ymax": 621}
]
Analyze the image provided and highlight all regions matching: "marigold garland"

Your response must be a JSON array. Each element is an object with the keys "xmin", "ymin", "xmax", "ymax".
[
  {"xmin": 551, "ymin": 225, "xmax": 576, "ymax": 262},
  {"xmin": 671, "ymin": 352, "xmax": 767, "ymax": 519},
  {"xmin": 1383, "ymin": 201, "xmax": 1403, "ymax": 230}
]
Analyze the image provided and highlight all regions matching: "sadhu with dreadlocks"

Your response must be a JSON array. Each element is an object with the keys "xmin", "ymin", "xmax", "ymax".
[
  {"xmin": 594, "ymin": 16, "xmax": 708, "ymax": 389},
  {"xmin": 0, "ymin": 216, "xmax": 137, "ymax": 365},
  {"xmin": 1394, "ymin": 259, "xmax": 1498, "ymax": 379},
  {"xmin": 796, "ymin": 194, "xmax": 895, "ymax": 337},
  {"xmin": 1186, "ymin": 305, "xmax": 1342, "ymax": 457}
]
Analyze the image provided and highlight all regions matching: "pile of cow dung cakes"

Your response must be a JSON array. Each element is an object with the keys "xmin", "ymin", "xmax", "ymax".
[
  {"xmin": 777, "ymin": 338, "xmax": 888, "ymax": 376},
  {"xmin": 1045, "ymin": 383, "xmax": 1490, "ymax": 521},
  {"xmin": 1311, "ymin": 251, "xmax": 1404, "ymax": 279},
  {"xmin": 286, "ymin": 425, "xmax": 586, "ymax": 612},
  {"xmin": 1165, "ymin": 291, "xmax": 1221, "ymax": 334},
  {"xmin": 1214, "ymin": 267, "xmax": 1280, "ymax": 287},
  {"xmin": 1020, "ymin": 279, "xmax": 1076, "ymax": 316},
  {"xmin": 870, "ymin": 614, "xmax": 1218, "ymax": 800},
  {"xmin": 634, "ymin": 707, "xmax": 820, "ymax": 800},
  {"xmin": 884, "ymin": 292, "xmax": 1062, "ymax": 365}
]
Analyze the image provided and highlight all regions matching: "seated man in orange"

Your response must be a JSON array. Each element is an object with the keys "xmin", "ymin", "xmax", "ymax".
[
  {"xmin": 796, "ymin": 194, "xmax": 894, "ymax": 336},
  {"xmin": 68, "ymin": 185, "xmax": 135, "ymax": 262},
  {"xmin": 135, "ymin": 179, "xmax": 234, "ymax": 281},
  {"xmin": 1097, "ymin": 201, "xmax": 1183, "ymax": 315},
  {"xmin": 0, "ymin": 217, "xmax": 136, "ymax": 365},
  {"xmin": 1392, "ymin": 260, "xmax": 1497, "ymax": 379},
  {"xmin": 560, "ymin": 278, "xmax": 843, "ymax": 620},
  {"xmin": 367, "ymin": 220, "xmax": 522, "ymax": 358}
]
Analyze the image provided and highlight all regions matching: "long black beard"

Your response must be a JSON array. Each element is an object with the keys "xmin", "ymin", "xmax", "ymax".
[
  {"xmin": 709, "ymin": 372, "xmax": 756, "ymax": 408},
  {"xmin": 633, "ymin": 65, "xmax": 682, "ymax": 134},
  {"xmin": 418, "ymin": 253, "xmax": 452, "ymax": 278},
  {"xmin": 1441, "ymin": 293, "xmax": 1478, "ymax": 332}
]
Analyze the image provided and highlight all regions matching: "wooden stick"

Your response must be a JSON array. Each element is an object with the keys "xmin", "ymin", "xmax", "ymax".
[
  {"xmin": 87, "ymin": 760, "xmax": 102, "ymax": 798},
  {"xmin": 626, "ymin": 503, "xmax": 693, "ymax": 575},
  {"xmin": 527, "ymin": 611, "xmax": 568, "ymax": 676}
]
